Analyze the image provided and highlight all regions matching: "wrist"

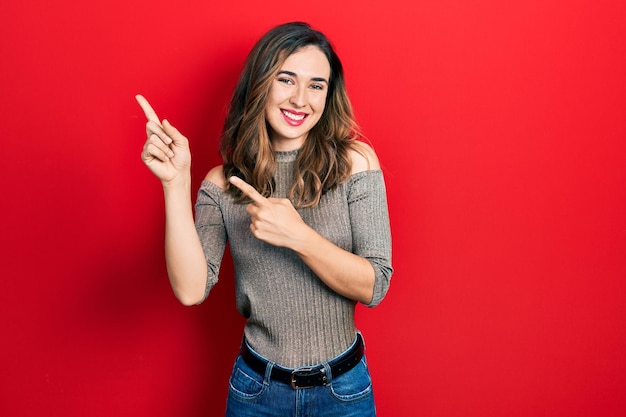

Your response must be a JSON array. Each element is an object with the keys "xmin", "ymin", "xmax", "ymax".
[
  {"xmin": 289, "ymin": 223, "xmax": 319, "ymax": 255},
  {"xmin": 161, "ymin": 172, "xmax": 191, "ymax": 190}
]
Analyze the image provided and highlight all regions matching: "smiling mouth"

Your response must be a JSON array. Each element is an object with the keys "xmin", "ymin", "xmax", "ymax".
[{"xmin": 281, "ymin": 109, "xmax": 307, "ymax": 121}]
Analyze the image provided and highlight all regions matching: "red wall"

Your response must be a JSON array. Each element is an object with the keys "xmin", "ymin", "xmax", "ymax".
[{"xmin": 2, "ymin": 1, "xmax": 625, "ymax": 416}]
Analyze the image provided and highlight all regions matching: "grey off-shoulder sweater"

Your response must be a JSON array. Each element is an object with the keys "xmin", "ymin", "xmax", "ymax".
[{"xmin": 194, "ymin": 149, "xmax": 393, "ymax": 367}]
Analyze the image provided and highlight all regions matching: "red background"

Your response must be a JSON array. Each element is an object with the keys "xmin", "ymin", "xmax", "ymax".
[{"xmin": 2, "ymin": 1, "xmax": 625, "ymax": 416}]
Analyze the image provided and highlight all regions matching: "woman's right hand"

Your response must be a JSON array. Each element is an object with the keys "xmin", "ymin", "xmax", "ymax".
[{"xmin": 136, "ymin": 94, "xmax": 191, "ymax": 186}]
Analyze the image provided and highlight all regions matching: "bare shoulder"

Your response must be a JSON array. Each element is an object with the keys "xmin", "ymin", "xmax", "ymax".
[
  {"xmin": 204, "ymin": 165, "xmax": 227, "ymax": 189},
  {"xmin": 349, "ymin": 141, "xmax": 381, "ymax": 175}
]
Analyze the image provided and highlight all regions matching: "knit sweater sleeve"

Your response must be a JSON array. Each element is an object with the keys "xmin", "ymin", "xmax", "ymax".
[
  {"xmin": 194, "ymin": 181, "xmax": 228, "ymax": 303},
  {"xmin": 347, "ymin": 170, "xmax": 393, "ymax": 307}
]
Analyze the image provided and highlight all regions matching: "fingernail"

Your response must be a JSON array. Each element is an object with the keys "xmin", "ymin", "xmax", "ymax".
[
  {"xmin": 168, "ymin": 150, "xmax": 174, "ymax": 158},
  {"xmin": 165, "ymin": 136, "xmax": 172, "ymax": 144}
]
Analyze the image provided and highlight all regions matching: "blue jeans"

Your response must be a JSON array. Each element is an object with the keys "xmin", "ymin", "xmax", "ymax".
[{"xmin": 225, "ymin": 334, "xmax": 376, "ymax": 416}]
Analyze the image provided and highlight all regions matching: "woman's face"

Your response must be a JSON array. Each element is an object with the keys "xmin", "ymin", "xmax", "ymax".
[{"xmin": 265, "ymin": 46, "xmax": 331, "ymax": 151}]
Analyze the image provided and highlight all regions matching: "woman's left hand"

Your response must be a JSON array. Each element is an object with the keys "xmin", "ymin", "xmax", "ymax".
[{"xmin": 229, "ymin": 176, "xmax": 310, "ymax": 249}]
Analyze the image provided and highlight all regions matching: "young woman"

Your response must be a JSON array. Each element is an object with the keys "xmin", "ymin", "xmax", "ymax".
[{"xmin": 138, "ymin": 22, "xmax": 392, "ymax": 417}]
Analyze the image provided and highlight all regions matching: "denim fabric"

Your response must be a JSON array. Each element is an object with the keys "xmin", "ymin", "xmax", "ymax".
[{"xmin": 225, "ymin": 335, "xmax": 376, "ymax": 417}]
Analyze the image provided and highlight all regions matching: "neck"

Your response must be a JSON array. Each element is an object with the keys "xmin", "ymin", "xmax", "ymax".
[{"xmin": 270, "ymin": 137, "xmax": 306, "ymax": 152}]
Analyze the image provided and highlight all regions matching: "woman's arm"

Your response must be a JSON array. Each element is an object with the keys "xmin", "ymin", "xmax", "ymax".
[
  {"xmin": 137, "ymin": 95, "xmax": 207, "ymax": 305},
  {"xmin": 290, "ymin": 223, "xmax": 377, "ymax": 304},
  {"xmin": 289, "ymin": 142, "xmax": 390, "ymax": 304},
  {"xmin": 162, "ymin": 177, "xmax": 208, "ymax": 306}
]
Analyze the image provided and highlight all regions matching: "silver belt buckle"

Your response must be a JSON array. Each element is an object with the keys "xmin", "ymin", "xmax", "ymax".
[{"xmin": 291, "ymin": 367, "xmax": 325, "ymax": 389}]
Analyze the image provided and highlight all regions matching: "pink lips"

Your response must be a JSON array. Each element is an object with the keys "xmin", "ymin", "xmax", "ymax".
[{"xmin": 280, "ymin": 108, "xmax": 308, "ymax": 126}]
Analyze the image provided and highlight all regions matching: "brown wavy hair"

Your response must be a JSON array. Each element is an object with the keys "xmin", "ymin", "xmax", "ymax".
[{"xmin": 220, "ymin": 22, "xmax": 362, "ymax": 208}]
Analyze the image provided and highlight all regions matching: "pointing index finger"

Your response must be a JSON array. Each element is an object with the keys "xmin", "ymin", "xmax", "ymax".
[
  {"xmin": 229, "ymin": 176, "xmax": 267, "ymax": 205},
  {"xmin": 135, "ymin": 94, "xmax": 161, "ymax": 125}
]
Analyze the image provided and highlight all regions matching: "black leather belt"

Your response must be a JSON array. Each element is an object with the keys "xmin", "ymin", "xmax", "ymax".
[{"xmin": 240, "ymin": 334, "xmax": 364, "ymax": 389}]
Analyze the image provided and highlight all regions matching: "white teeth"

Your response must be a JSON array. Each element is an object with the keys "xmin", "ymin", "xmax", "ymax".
[{"xmin": 282, "ymin": 110, "xmax": 306, "ymax": 121}]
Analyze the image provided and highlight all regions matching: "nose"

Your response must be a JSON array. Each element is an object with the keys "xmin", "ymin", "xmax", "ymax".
[{"xmin": 289, "ymin": 85, "xmax": 306, "ymax": 108}]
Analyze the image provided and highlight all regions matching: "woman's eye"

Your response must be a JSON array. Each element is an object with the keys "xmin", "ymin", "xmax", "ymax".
[
  {"xmin": 278, "ymin": 78, "xmax": 293, "ymax": 85},
  {"xmin": 311, "ymin": 84, "xmax": 324, "ymax": 91}
]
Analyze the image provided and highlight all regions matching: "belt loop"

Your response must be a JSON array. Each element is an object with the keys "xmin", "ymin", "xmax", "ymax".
[{"xmin": 263, "ymin": 360, "xmax": 275, "ymax": 386}]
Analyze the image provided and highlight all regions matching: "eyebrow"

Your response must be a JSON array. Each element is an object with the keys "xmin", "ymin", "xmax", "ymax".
[{"xmin": 278, "ymin": 70, "xmax": 328, "ymax": 84}]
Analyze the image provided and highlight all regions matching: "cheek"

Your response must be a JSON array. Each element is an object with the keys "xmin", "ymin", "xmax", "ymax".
[
  {"xmin": 312, "ymin": 93, "xmax": 328, "ymax": 112},
  {"xmin": 309, "ymin": 104, "xmax": 326, "ymax": 126},
  {"xmin": 272, "ymin": 82, "xmax": 296, "ymax": 101}
]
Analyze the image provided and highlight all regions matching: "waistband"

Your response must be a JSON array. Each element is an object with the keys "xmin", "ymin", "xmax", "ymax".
[{"xmin": 240, "ymin": 333, "xmax": 364, "ymax": 389}]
